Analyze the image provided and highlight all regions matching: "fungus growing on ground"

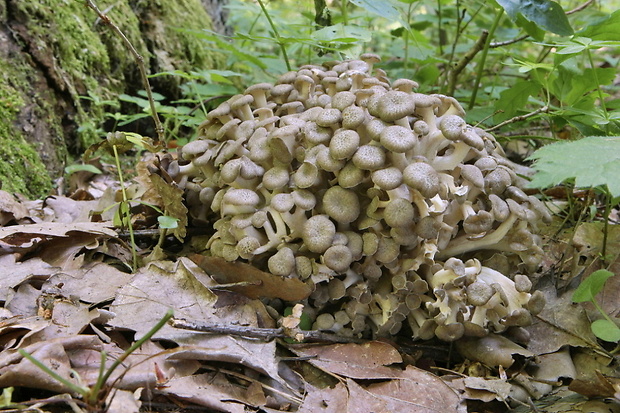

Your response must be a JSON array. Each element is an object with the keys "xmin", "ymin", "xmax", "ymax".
[{"xmin": 166, "ymin": 56, "xmax": 549, "ymax": 341}]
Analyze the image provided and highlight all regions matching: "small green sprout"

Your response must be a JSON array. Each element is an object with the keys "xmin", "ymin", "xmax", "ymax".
[{"xmin": 572, "ymin": 269, "xmax": 620, "ymax": 342}]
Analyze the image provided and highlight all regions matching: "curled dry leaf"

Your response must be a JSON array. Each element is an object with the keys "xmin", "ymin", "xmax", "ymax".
[
  {"xmin": 455, "ymin": 334, "xmax": 534, "ymax": 368},
  {"xmin": 190, "ymin": 254, "xmax": 312, "ymax": 301},
  {"xmin": 289, "ymin": 341, "xmax": 402, "ymax": 379},
  {"xmin": 0, "ymin": 222, "xmax": 117, "ymax": 257},
  {"xmin": 0, "ymin": 190, "xmax": 29, "ymax": 225}
]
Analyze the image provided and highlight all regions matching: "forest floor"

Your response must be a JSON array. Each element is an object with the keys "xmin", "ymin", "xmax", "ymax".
[{"xmin": 0, "ymin": 156, "xmax": 619, "ymax": 413}]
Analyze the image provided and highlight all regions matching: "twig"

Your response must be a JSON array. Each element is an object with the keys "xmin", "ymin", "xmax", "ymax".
[
  {"xmin": 567, "ymin": 0, "xmax": 594, "ymax": 15},
  {"xmin": 447, "ymin": 30, "xmax": 489, "ymax": 96},
  {"xmin": 485, "ymin": 106, "xmax": 549, "ymax": 132},
  {"xmin": 83, "ymin": 0, "xmax": 165, "ymax": 144},
  {"xmin": 170, "ymin": 317, "xmax": 365, "ymax": 343},
  {"xmin": 490, "ymin": 34, "xmax": 529, "ymax": 48}
]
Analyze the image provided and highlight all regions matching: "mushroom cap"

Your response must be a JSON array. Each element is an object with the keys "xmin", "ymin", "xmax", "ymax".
[
  {"xmin": 373, "ymin": 91, "xmax": 416, "ymax": 122},
  {"xmin": 323, "ymin": 186, "xmax": 361, "ymax": 224},
  {"xmin": 352, "ymin": 145, "xmax": 386, "ymax": 170},
  {"xmin": 327, "ymin": 128, "xmax": 358, "ymax": 159},
  {"xmin": 383, "ymin": 198, "xmax": 415, "ymax": 227},
  {"xmin": 323, "ymin": 245, "xmax": 354, "ymax": 272},
  {"xmin": 371, "ymin": 167, "xmax": 403, "ymax": 190},
  {"xmin": 403, "ymin": 162, "xmax": 440, "ymax": 198},
  {"xmin": 380, "ymin": 125, "xmax": 417, "ymax": 153},
  {"xmin": 302, "ymin": 215, "xmax": 336, "ymax": 253}
]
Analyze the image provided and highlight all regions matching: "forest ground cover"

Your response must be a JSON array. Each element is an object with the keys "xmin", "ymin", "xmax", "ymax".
[{"xmin": 0, "ymin": 0, "xmax": 619, "ymax": 412}]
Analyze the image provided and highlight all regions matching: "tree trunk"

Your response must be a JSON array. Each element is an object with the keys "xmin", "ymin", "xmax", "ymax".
[{"xmin": 0, "ymin": 0, "xmax": 227, "ymax": 198}]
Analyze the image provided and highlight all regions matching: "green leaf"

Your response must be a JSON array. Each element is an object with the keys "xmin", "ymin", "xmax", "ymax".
[
  {"xmin": 591, "ymin": 319, "xmax": 620, "ymax": 342},
  {"xmin": 348, "ymin": 0, "xmax": 400, "ymax": 21},
  {"xmin": 572, "ymin": 269, "xmax": 615, "ymax": 303},
  {"xmin": 312, "ymin": 24, "xmax": 372, "ymax": 43},
  {"xmin": 496, "ymin": 0, "xmax": 573, "ymax": 36},
  {"xmin": 578, "ymin": 10, "xmax": 620, "ymax": 41},
  {"xmin": 528, "ymin": 136, "xmax": 620, "ymax": 197},
  {"xmin": 158, "ymin": 215, "xmax": 179, "ymax": 229},
  {"xmin": 495, "ymin": 81, "xmax": 541, "ymax": 122},
  {"xmin": 65, "ymin": 164, "xmax": 103, "ymax": 175}
]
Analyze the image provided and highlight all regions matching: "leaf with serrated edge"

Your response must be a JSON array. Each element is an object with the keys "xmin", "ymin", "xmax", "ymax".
[{"xmin": 528, "ymin": 136, "xmax": 620, "ymax": 197}]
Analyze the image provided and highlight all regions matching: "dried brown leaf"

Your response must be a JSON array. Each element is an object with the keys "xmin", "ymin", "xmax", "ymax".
[
  {"xmin": 525, "ymin": 285, "xmax": 599, "ymax": 354},
  {"xmin": 149, "ymin": 173, "xmax": 188, "ymax": 241},
  {"xmin": 455, "ymin": 334, "xmax": 534, "ymax": 368},
  {"xmin": 160, "ymin": 372, "xmax": 252, "ymax": 413},
  {"xmin": 347, "ymin": 366, "xmax": 464, "ymax": 413},
  {"xmin": 190, "ymin": 255, "xmax": 312, "ymax": 301},
  {"xmin": 297, "ymin": 382, "xmax": 348, "ymax": 412},
  {"xmin": 0, "ymin": 190, "xmax": 29, "ymax": 225},
  {"xmin": 110, "ymin": 258, "xmax": 262, "ymax": 342},
  {"xmin": 0, "ymin": 254, "xmax": 58, "ymax": 300},
  {"xmin": 170, "ymin": 336, "xmax": 286, "ymax": 388},
  {"xmin": 0, "ymin": 222, "xmax": 117, "ymax": 256},
  {"xmin": 44, "ymin": 263, "xmax": 133, "ymax": 304},
  {"xmin": 43, "ymin": 196, "xmax": 100, "ymax": 224},
  {"xmin": 0, "ymin": 342, "xmax": 79, "ymax": 393},
  {"xmin": 290, "ymin": 341, "xmax": 402, "ymax": 380}
]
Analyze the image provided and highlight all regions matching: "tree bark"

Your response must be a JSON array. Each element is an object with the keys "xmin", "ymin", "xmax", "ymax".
[{"xmin": 0, "ymin": 0, "xmax": 227, "ymax": 198}]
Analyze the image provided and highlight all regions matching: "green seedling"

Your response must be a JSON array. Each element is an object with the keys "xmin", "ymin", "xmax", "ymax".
[
  {"xmin": 19, "ymin": 309, "xmax": 173, "ymax": 410},
  {"xmin": 572, "ymin": 269, "xmax": 620, "ymax": 342}
]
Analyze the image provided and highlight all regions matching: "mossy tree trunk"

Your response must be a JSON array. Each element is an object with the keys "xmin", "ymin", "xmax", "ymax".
[{"xmin": 0, "ymin": 0, "xmax": 227, "ymax": 198}]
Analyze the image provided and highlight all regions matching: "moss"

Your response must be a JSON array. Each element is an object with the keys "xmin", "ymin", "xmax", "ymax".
[
  {"xmin": 1, "ymin": 0, "xmax": 222, "ymax": 197},
  {"xmin": 0, "ymin": 83, "xmax": 52, "ymax": 198}
]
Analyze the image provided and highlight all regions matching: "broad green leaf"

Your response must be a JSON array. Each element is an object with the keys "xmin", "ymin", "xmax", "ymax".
[
  {"xmin": 348, "ymin": 0, "xmax": 400, "ymax": 21},
  {"xmin": 65, "ymin": 164, "xmax": 102, "ymax": 175},
  {"xmin": 158, "ymin": 215, "xmax": 179, "ymax": 229},
  {"xmin": 591, "ymin": 319, "xmax": 620, "ymax": 342},
  {"xmin": 578, "ymin": 10, "xmax": 620, "ymax": 41},
  {"xmin": 496, "ymin": 0, "xmax": 573, "ymax": 36},
  {"xmin": 312, "ymin": 24, "xmax": 372, "ymax": 43},
  {"xmin": 528, "ymin": 136, "xmax": 620, "ymax": 197},
  {"xmin": 495, "ymin": 81, "xmax": 541, "ymax": 122},
  {"xmin": 572, "ymin": 269, "xmax": 615, "ymax": 303}
]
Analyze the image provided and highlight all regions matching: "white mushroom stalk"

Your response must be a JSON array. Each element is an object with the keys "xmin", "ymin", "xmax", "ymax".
[{"xmin": 166, "ymin": 55, "xmax": 547, "ymax": 341}]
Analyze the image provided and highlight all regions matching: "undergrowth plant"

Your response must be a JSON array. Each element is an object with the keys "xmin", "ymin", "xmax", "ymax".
[
  {"xmin": 572, "ymin": 269, "xmax": 620, "ymax": 343},
  {"xmin": 18, "ymin": 310, "xmax": 173, "ymax": 411}
]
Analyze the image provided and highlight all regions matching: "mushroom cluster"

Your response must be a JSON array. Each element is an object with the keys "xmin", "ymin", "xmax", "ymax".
[{"xmin": 165, "ymin": 55, "xmax": 549, "ymax": 341}]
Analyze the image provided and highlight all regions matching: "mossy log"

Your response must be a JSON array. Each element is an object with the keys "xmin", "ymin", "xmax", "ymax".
[{"xmin": 0, "ymin": 0, "xmax": 226, "ymax": 198}]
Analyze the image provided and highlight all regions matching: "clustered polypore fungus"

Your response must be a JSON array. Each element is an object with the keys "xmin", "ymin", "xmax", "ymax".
[{"xmin": 165, "ymin": 54, "xmax": 550, "ymax": 341}]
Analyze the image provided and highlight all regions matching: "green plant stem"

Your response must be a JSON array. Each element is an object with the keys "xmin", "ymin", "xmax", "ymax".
[
  {"xmin": 468, "ymin": 8, "xmax": 503, "ymax": 110},
  {"xmin": 341, "ymin": 0, "xmax": 348, "ymax": 25},
  {"xmin": 256, "ymin": 0, "xmax": 292, "ymax": 71},
  {"xmin": 87, "ymin": 351, "xmax": 108, "ymax": 405},
  {"xmin": 592, "ymin": 297, "xmax": 617, "ymax": 327},
  {"xmin": 95, "ymin": 309, "xmax": 174, "ymax": 403},
  {"xmin": 601, "ymin": 188, "xmax": 611, "ymax": 262},
  {"xmin": 19, "ymin": 350, "xmax": 90, "ymax": 398},
  {"xmin": 586, "ymin": 48, "xmax": 608, "ymax": 117},
  {"xmin": 112, "ymin": 144, "xmax": 138, "ymax": 271}
]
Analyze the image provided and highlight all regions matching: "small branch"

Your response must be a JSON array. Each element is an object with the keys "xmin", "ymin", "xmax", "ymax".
[
  {"xmin": 485, "ymin": 106, "xmax": 549, "ymax": 132},
  {"xmin": 447, "ymin": 30, "xmax": 489, "ymax": 96},
  {"xmin": 567, "ymin": 0, "xmax": 594, "ymax": 15},
  {"xmin": 83, "ymin": 0, "xmax": 165, "ymax": 144},
  {"xmin": 170, "ymin": 317, "xmax": 365, "ymax": 344},
  {"xmin": 490, "ymin": 34, "xmax": 529, "ymax": 48}
]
